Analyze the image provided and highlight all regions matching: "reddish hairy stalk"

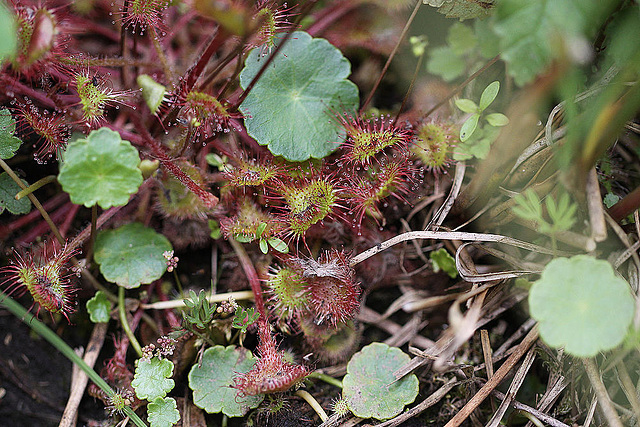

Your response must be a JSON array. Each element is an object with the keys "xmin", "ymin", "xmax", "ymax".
[{"xmin": 134, "ymin": 116, "xmax": 218, "ymax": 208}]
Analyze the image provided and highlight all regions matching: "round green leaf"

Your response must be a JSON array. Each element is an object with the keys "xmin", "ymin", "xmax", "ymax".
[
  {"xmin": 86, "ymin": 291, "xmax": 112, "ymax": 323},
  {"xmin": 459, "ymin": 114, "xmax": 480, "ymax": 142},
  {"xmin": 239, "ymin": 31, "xmax": 359, "ymax": 161},
  {"xmin": 485, "ymin": 113, "xmax": 510, "ymax": 127},
  {"xmin": 0, "ymin": 172, "xmax": 31, "ymax": 215},
  {"xmin": 94, "ymin": 223, "xmax": 172, "ymax": 289},
  {"xmin": 132, "ymin": 357, "xmax": 175, "ymax": 401},
  {"xmin": 188, "ymin": 345, "xmax": 263, "ymax": 417},
  {"xmin": 478, "ymin": 81, "xmax": 500, "ymax": 111},
  {"xmin": 148, "ymin": 397, "xmax": 180, "ymax": 427},
  {"xmin": 529, "ymin": 255, "xmax": 635, "ymax": 357},
  {"xmin": 342, "ymin": 343, "xmax": 419, "ymax": 420},
  {"xmin": 58, "ymin": 127, "xmax": 143, "ymax": 208},
  {"xmin": 0, "ymin": 109, "xmax": 21, "ymax": 159}
]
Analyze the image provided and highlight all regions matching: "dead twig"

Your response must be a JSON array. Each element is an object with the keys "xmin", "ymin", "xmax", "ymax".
[{"xmin": 443, "ymin": 325, "xmax": 539, "ymax": 427}]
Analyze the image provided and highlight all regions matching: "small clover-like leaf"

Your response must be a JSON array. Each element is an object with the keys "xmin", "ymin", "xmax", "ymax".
[
  {"xmin": 529, "ymin": 255, "xmax": 635, "ymax": 357},
  {"xmin": 94, "ymin": 223, "xmax": 172, "ymax": 289},
  {"xmin": 259, "ymin": 238, "xmax": 269, "ymax": 254},
  {"xmin": 485, "ymin": 113, "xmax": 509, "ymax": 127},
  {"xmin": 86, "ymin": 291, "xmax": 112, "ymax": 323},
  {"xmin": 0, "ymin": 173, "xmax": 31, "ymax": 215},
  {"xmin": 0, "ymin": 109, "xmax": 21, "ymax": 159},
  {"xmin": 147, "ymin": 397, "xmax": 180, "ymax": 427},
  {"xmin": 455, "ymin": 99, "xmax": 478, "ymax": 114},
  {"xmin": 268, "ymin": 237, "xmax": 289, "ymax": 254},
  {"xmin": 343, "ymin": 343, "xmax": 419, "ymax": 420},
  {"xmin": 58, "ymin": 127, "xmax": 143, "ymax": 209},
  {"xmin": 208, "ymin": 219, "xmax": 222, "ymax": 239},
  {"xmin": 478, "ymin": 81, "xmax": 500, "ymax": 111},
  {"xmin": 188, "ymin": 345, "xmax": 264, "ymax": 417},
  {"xmin": 430, "ymin": 248, "xmax": 458, "ymax": 278},
  {"xmin": 459, "ymin": 114, "xmax": 479, "ymax": 142},
  {"xmin": 240, "ymin": 31, "xmax": 359, "ymax": 161},
  {"xmin": 132, "ymin": 357, "xmax": 175, "ymax": 401}
]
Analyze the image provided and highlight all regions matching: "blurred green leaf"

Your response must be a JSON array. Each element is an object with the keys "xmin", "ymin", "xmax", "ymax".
[
  {"xmin": 460, "ymin": 114, "xmax": 479, "ymax": 142},
  {"xmin": 530, "ymin": 256, "xmax": 634, "ymax": 357},
  {"xmin": 427, "ymin": 46, "xmax": 466, "ymax": 82},
  {"xmin": 0, "ymin": 109, "xmax": 21, "ymax": 159}
]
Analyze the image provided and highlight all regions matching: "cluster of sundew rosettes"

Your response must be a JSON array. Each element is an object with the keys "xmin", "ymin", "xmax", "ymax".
[
  {"xmin": 233, "ymin": 319, "xmax": 309, "ymax": 396},
  {"xmin": 411, "ymin": 119, "xmax": 457, "ymax": 173},
  {"xmin": 335, "ymin": 113, "xmax": 417, "ymax": 227},
  {"xmin": 0, "ymin": 241, "xmax": 78, "ymax": 322},
  {"xmin": 266, "ymin": 249, "xmax": 361, "ymax": 328},
  {"xmin": 14, "ymin": 102, "xmax": 70, "ymax": 163}
]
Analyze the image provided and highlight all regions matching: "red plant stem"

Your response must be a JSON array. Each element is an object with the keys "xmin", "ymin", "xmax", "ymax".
[
  {"xmin": 306, "ymin": 0, "xmax": 358, "ymax": 37},
  {"xmin": 228, "ymin": 238, "xmax": 266, "ymax": 319},
  {"xmin": 153, "ymin": 281, "xmax": 182, "ymax": 330},
  {"xmin": 16, "ymin": 201, "xmax": 71, "ymax": 246},
  {"xmin": 0, "ymin": 193, "xmax": 68, "ymax": 239},
  {"xmin": 608, "ymin": 185, "xmax": 640, "ymax": 223},
  {"xmin": 133, "ymin": 116, "xmax": 219, "ymax": 208},
  {"xmin": 179, "ymin": 30, "xmax": 229, "ymax": 98},
  {"xmin": 58, "ymin": 203, "xmax": 81, "ymax": 239}
]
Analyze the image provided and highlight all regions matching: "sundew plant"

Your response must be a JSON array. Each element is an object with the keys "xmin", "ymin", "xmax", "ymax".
[{"xmin": 1, "ymin": 0, "xmax": 640, "ymax": 426}]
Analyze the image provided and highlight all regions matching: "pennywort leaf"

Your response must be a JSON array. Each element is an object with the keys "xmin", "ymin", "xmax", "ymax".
[
  {"xmin": 240, "ymin": 31, "xmax": 359, "ymax": 161},
  {"xmin": 94, "ymin": 223, "xmax": 173, "ymax": 289},
  {"xmin": 132, "ymin": 357, "xmax": 175, "ymax": 401}
]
